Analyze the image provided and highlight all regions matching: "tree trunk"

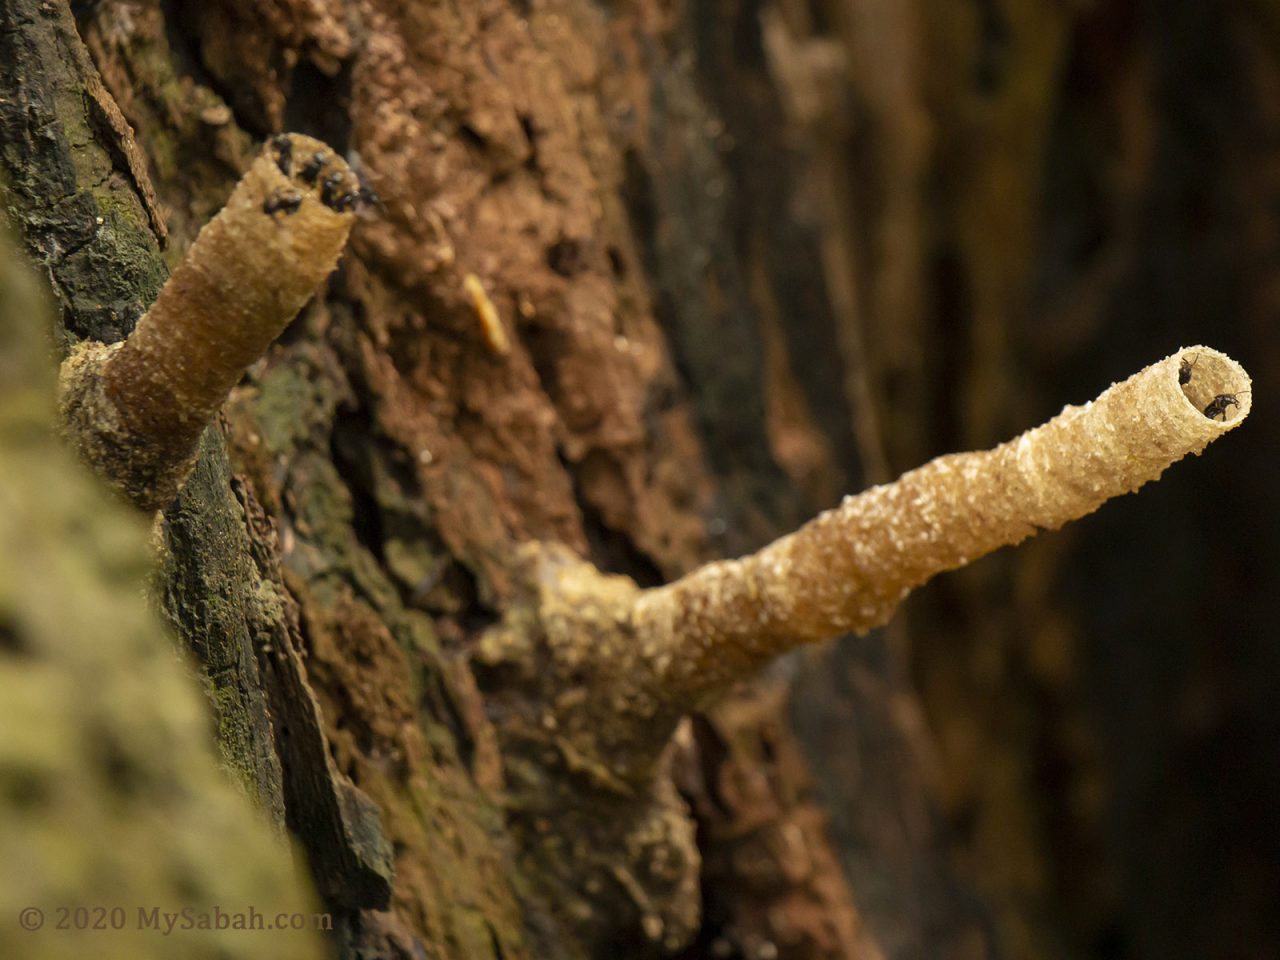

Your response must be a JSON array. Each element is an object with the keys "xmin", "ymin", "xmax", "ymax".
[{"xmin": 3, "ymin": 2, "xmax": 1277, "ymax": 960}]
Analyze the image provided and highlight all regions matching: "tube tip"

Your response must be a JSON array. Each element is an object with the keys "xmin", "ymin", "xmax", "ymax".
[{"xmin": 1174, "ymin": 345, "xmax": 1251, "ymax": 429}]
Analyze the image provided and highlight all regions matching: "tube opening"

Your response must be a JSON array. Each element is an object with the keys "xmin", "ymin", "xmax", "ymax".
[{"xmin": 1176, "ymin": 347, "xmax": 1251, "ymax": 425}]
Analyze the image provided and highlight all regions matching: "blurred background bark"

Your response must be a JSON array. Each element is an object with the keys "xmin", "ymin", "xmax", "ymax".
[{"xmin": 2, "ymin": 0, "xmax": 1276, "ymax": 958}]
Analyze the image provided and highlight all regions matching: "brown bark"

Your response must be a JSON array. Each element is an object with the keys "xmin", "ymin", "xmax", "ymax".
[{"xmin": 4, "ymin": 2, "xmax": 1278, "ymax": 960}]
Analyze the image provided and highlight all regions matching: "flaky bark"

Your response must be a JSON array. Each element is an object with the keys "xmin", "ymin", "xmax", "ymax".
[{"xmin": 6, "ymin": 2, "xmax": 1272, "ymax": 960}]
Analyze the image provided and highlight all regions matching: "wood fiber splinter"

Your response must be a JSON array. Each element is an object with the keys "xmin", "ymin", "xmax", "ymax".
[{"xmin": 60, "ymin": 133, "xmax": 362, "ymax": 510}]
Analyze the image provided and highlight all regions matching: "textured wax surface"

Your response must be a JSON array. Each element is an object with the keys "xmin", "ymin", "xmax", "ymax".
[
  {"xmin": 634, "ymin": 347, "xmax": 1251, "ymax": 706},
  {"xmin": 59, "ymin": 134, "xmax": 356, "ymax": 510},
  {"xmin": 475, "ymin": 347, "xmax": 1251, "ymax": 954},
  {"xmin": 105, "ymin": 133, "xmax": 356, "ymax": 442}
]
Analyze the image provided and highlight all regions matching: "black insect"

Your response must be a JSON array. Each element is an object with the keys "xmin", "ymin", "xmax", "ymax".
[
  {"xmin": 299, "ymin": 151, "xmax": 328, "ymax": 184},
  {"xmin": 1203, "ymin": 390, "xmax": 1250, "ymax": 421},
  {"xmin": 352, "ymin": 169, "xmax": 381, "ymax": 209},
  {"xmin": 320, "ymin": 170, "xmax": 349, "ymax": 209},
  {"xmin": 1179, "ymin": 353, "xmax": 1200, "ymax": 385},
  {"xmin": 330, "ymin": 189, "xmax": 361, "ymax": 212},
  {"xmin": 328, "ymin": 180, "xmax": 380, "ymax": 213},
  {"xmin": 269, "ymin": 134, "xmax": 293, "ymax": 176},
  {"xmin": 262, "ymin": 188, "xmax": 303, "ymax": 216}
]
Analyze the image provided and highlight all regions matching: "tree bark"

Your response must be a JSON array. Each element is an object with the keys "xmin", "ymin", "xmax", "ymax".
[{"xmin": 3, "ymin": 2, "xmax": 1278, "ymax": 960}]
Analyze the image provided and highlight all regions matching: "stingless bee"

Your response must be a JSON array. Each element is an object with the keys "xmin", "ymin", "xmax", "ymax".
[{"xmin": 1202, "ymin": 390, "xmax": 1250, "ymax": 421}]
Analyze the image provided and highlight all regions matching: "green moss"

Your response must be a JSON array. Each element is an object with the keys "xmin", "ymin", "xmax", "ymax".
[
  {"xmin": 233, "ymin": 345, "xmax": 537, "ymax": 959},
  {"xmin": 0, "ymin": 229, "xmax": 323, "ymax": 960},
  {"xmin": 253, "ymin": 364, "xmax": 329, "ymax": 456}
]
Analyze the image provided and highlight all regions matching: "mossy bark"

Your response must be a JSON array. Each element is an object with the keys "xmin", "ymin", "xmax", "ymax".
[
  {"xmin": 0, "ymin": 2, "xmax": 960, "ymax": 958},
  {"xmin": 0, "ymin": 0, "xmax": 285, "ymax": 825},
  {"xmin": 6, "ymin": 2, "xmax": 1277, "ymax": 960},
  {"xmin": 0, "ymin": 222, "xmax": 325, "ymax": 960}
]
